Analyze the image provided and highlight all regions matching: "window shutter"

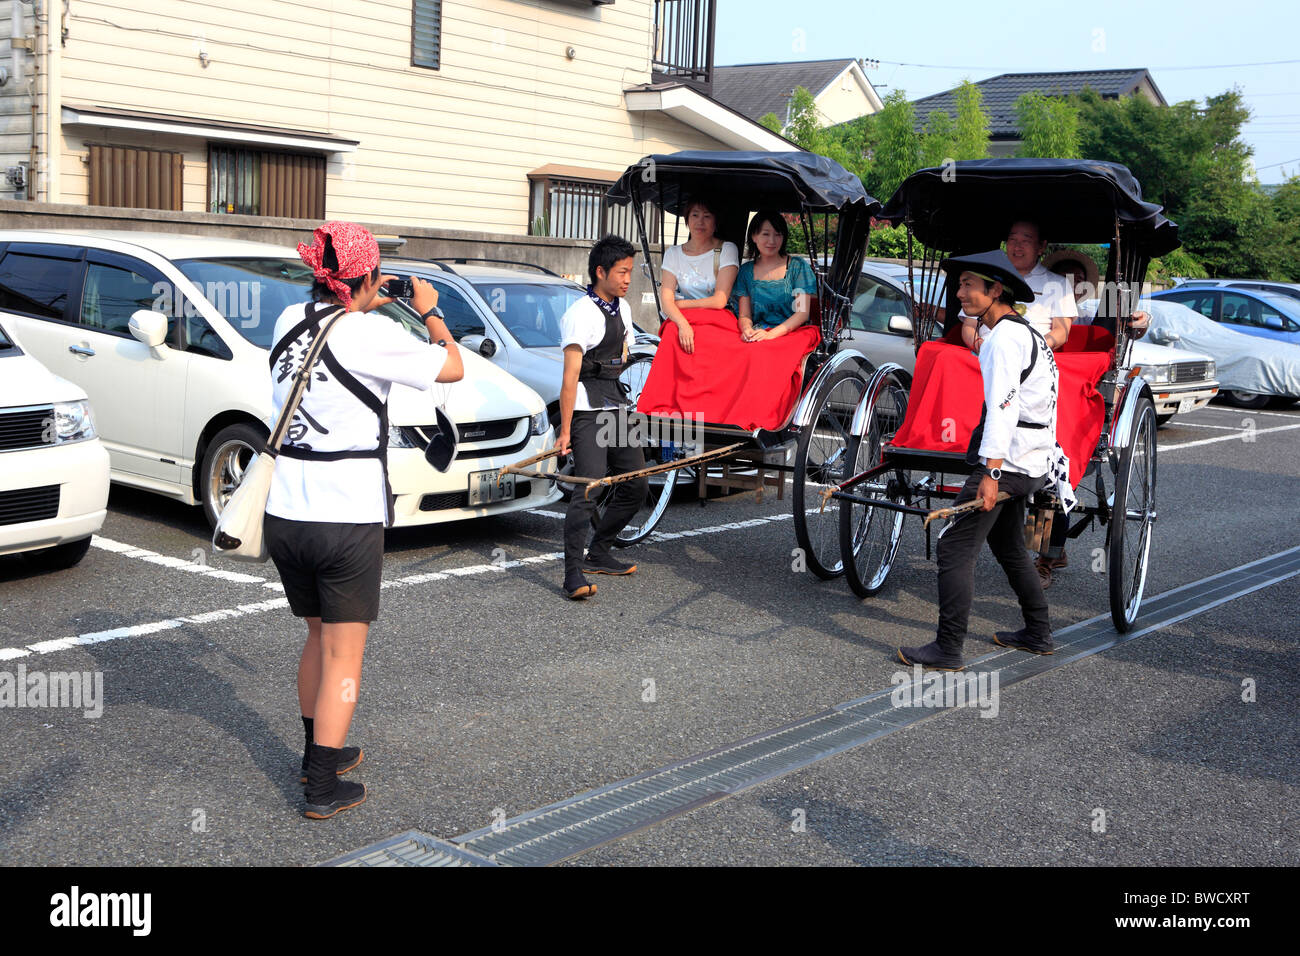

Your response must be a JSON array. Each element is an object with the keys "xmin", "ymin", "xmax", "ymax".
[
  {"xmin": 412, "ymin": 0, "xmax": 442, "ymax": 70},
  {"xmin": 88, "ymin": 145, "xmax": 184, "ymax": 211}
]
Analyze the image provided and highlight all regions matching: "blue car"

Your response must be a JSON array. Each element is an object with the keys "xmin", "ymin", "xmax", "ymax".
[{"xmin": 1152, "ymin": 286, "xmax": 1300, "ymax": 345}]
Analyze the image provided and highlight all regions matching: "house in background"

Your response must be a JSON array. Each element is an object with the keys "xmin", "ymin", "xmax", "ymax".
[
  {"xmin": 0, "ymin": 0, "xmax": 788, "ymax": 239},
  {"xmin": 712, "ymin": 58, "xmax": 884, "ymax": 131},
  {"xmin": 911, "ymin": 69, "xmax": 1167, "ymax": 157}
]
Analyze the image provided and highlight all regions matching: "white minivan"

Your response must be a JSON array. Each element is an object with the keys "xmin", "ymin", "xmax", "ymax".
[
  {"xmin": 0, "ymin": 319, "xmax": 109, "ymax": 570},
  {"xmin": 0, "ymin": 231, "xmax": 561, "ymax": 528}
]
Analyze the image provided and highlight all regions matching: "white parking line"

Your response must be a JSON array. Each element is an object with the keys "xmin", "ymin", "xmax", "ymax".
[
  {"xmin": 91, "ymin": 536, "xmax": 266, "ymax": 584},
  {"xmin": 1159, "ymin": 422, "xmax": 1300, "ymax": 451},
  {"xmin": 1186, "ymin": 406, "xmax": 1299, "ymax": 419},
  {"xmin": 1, "ymin": 513, "xmax": 800, "ymax": 660},
  {"xmin": 1166, "ymin": 421, "xmax": 1241, "ymax": 430}
]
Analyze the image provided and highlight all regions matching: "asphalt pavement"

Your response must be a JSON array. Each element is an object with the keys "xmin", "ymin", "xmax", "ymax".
[{"xmin": 1, "ymin": 400, "xmax": 1296, "ymax": 866}]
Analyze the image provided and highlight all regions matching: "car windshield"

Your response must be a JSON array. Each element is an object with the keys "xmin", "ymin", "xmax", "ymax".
[
  {"xmin": 466, "ymin": 279, "xmax": 584, "ymax": 348},
  {"xmin": 173, "ymin": 257, "xmax": 428, "ymax": 348},
  {"xmin": 0, "ymin": 323, "xmax": 13, "ymax": 350}
]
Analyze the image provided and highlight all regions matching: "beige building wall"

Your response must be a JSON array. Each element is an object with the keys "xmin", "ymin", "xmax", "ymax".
[
  {"xmin": 813, "ymin": 69, "xmax": 879, "ymax": 127},
  {"xmin": 50, "ymin": 0, "xmax": 733, "ymax": 232}
]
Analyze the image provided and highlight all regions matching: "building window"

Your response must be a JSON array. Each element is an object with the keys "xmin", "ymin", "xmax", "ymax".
[
  {"xmin": 208, "ymin": 146, "xmax": 325, "ymax": 219},
  {"xmin": 87, "ymin": 145, "xmax": 184, "ymax": 211},
  {"xmin": 527, "ymin": 166, "xmax": 659, "ymax": 243},
  {"xmin": 412, "ymin": 0, "xmax": 442, "ymax": 70}
]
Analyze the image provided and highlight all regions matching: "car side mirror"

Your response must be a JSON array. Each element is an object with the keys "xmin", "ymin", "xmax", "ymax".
[
  {"xmin": 459, "ymin": 333, "xmax": 497, "ymax": 358},
  {"xmin": 887, "ymin": 314, "xmax": 913, "ymax": 335},
  {"xmin": 129, "ymin": 309, "xmax": 169, "ymax": 349}
]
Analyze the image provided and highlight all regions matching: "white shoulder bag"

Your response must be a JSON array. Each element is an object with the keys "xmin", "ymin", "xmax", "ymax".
[{"xmin": 212, "ymin": 305, "xmax": 345, "ymax": 562}]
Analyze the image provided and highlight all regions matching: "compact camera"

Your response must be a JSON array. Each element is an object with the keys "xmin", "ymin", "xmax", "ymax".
[{"xmin": 381, "ymin": 277, "xmax": 414, "ymax": 299}]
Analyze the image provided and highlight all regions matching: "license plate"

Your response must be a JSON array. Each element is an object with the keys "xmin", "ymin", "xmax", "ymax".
[
  {"xmin": 469, "ymin": 469, "xmax": 516, "ymax": 506},
  {"xmin": 1178, "ymin": 397, "xmax": 1197, "ymax": 414}
]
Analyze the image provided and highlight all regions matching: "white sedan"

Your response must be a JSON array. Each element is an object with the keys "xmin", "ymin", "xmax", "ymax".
[{"xmin": 0, "ymin": 230, "xmax": 561, "ymax": 529}]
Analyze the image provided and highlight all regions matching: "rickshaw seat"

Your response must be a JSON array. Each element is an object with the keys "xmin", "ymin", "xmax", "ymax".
[
  {"xmin": 887, "ymin": 331, "xmax": 1113, "ymax": 488},
  {"xmin": 635, "ymin": 307, "xmax": 821, "ymax": 432}
]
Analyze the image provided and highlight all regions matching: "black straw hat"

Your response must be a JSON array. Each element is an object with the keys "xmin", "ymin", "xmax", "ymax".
[{"xmin": 941, "ymin": 250, "xmax": 1035, "ymax": 303}]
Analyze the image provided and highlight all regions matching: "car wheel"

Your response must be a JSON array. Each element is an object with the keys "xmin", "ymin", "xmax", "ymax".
[
  {"xmin": 23, "ymin": 536, "xmax": 93, "ymax": 571},
  {"xmin": 1224, "ymin": 390, "xmax": 1272, "ymax": 409},
  {"xmin": 201, "ymin": 423, "xmax": 267, "ymax": 529}
]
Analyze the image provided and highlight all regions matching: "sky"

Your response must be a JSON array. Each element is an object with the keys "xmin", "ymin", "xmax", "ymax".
[{"xmin": 714, "ymin": 0, "xmax": 1300, "ymax": 184}]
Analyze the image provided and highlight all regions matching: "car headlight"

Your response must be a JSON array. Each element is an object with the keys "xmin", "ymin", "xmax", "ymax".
[
  {"xmin": 50, "ymin": 400, "xmax": 96, "ymax": 443},
  {"xmin": 529, "ymin": 411, "xmax": 548, "ymax": 437},
  {"xmin": 388, "ymin": 424, "xmax": 416, "ymax": 448},
  {"xmin": 1205, "ymin": 360, "xmax": 1216, "ymax": 380},
  {"xmin": 1139, "ymin": 365, "xmax": 1170, "ymax": 385}
]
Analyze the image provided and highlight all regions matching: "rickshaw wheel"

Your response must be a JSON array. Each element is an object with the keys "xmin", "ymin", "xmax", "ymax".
[
  {"xmin": 1109, "ymin": 397, "xmax": 1157, "ymax": 631},
  {"xmin": 840, "ymin": 374, "xmax": 909, "ymax": 597},
  {"xmin": 793, "ymin": 367, "xmax": 870, "ymax": 579}
]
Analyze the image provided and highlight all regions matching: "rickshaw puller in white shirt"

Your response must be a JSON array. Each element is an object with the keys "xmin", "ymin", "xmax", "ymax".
[{"xmin": 899, "ymin": 250, "xmax": 1072, "ymax": 672}]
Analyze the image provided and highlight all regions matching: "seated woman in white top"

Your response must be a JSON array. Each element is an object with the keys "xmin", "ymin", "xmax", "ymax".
[{"xmin": 659, "ymin": 197, "xmax": 740, "ymax": 354}]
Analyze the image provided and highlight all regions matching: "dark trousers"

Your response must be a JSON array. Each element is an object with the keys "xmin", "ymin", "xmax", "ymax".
[
  {"xmin": 564, "ymin": 408, "xmax": 648, "ymax": 578},
  {"xmin": 936, "ymin": 469, "xmax": 1051, "ymax": 651}
]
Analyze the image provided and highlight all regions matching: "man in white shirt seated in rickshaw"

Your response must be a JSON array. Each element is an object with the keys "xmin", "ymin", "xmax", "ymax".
[
  {"xmin": 961, "ymin": 220, "xmax": 1077, "ymax": 353},
  {"xmin": 899, "ymin": 250, "xmax": 1067, "ymax": 670}
]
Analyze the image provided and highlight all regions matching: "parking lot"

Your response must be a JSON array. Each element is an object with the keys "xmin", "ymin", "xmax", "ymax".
[{"xmin": 2, "ymin": 400, "xmax": 1297, "ymax": 866}]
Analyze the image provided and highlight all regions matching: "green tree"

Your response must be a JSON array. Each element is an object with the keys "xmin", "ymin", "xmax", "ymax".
[
  {"xmin": 759, "ymin": 112, "xmax": 783, "ymax": 134},
  {"xmin": 1015, "ymin": 91, "xmax": 1081, "ymax": 158},
  {"xmin": 868, "ymin": 89, "xmax": 920, "ymax": 200},
  {"xmin": 919, "ymin": 110, "xmax": 956, "ymax": 170},
  {"xmin": 952, "ymin": 79, "xmax": 991, "ymax": 160}
]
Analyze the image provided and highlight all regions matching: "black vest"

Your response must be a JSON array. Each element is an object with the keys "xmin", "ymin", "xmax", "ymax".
[{"xmin": 579, "ymin": 304, "xmax": 629, "ymax": 408}]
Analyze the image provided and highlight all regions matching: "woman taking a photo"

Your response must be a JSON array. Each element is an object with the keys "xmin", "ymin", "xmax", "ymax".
[
  {"xmin": 265, "ymin": 221, "xmax": 462, "ymax": 819},
  {"xmin": 659, "ymin": 198, "xmax": 739, "ymax": 354},
  {"xmin": 733, "ymin": 210, "xmax": 817, "ymax": 342}
]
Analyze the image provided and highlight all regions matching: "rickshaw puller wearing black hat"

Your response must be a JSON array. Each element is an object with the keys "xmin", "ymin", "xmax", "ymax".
[
  {"xmin": 899, "ymin": 250, "xmax": 1066, "ymax": 671},
  {"xmin": 557, "ymin": 236, "xmax": 650, "ymax": 600}
]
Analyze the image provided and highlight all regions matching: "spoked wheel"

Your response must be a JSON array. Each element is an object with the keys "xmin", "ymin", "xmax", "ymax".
[
  {"xmin": 793, "ymin": 367, "xmax": 870, "ymax": 579},
  {"xmin": 1108, "ymin": 396, "xmax": 1157, "ymax": 631},
  {"xmin": 584, "ymin": 354, "xmax": 677, "ymax": 546},
  {"xmin": 840, "ymin": 373, "xmax": 909, "ymax": 597}
]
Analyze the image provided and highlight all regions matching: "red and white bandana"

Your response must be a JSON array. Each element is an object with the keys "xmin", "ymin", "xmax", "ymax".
[{"xmin": 297, "ymin": 221, "xmax": 380, "ymax": 310}]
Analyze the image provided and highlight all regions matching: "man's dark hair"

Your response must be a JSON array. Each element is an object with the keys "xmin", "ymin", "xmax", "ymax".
[
  {"xmin": 310, "ymin": 233, "xmax": 381, "ymax": 303},
  {"xmin": 588, "ymin": 235, "xmax": 637, "ymax": 284},
  {"xmin": 745, "ymin": 209, "xmax": 789, "ymax": 260},
  {"xmin": 978, "ymin": 277, "xmax": 1017, "ymax": 307}
]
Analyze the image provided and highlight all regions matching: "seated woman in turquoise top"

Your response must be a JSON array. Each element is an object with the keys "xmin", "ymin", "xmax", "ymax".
[{"xmin": 732, "ymin": 210, "xmax": 818, "ymax": 342}]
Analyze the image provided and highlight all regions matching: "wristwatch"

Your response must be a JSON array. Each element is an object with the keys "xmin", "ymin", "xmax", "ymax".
[
  {"xmin": 987, "ymin": 467, "xmax": 1002, "ymax": 481},
  {"xmin": 421, "ymin": 306, "xmax": 445, "ymax": 321}
]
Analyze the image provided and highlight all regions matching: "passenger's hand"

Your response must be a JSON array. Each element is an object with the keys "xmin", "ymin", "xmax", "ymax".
[
  {"xmin": 411, "ymin": 277, "xmax": 439, "ymax": 316},
  {"xmin": 978, "ymin": 474, "xmax": 998, "ymax": 511},
  {"xmin": 677, "ymin": 319, "xmax": 695, "ymax": 354},
  {"xmin": 1128, "ymin": 311, "xmax": 1150, "ymax": 339},
  {"xmin": 747, "ymin": 328, "xmax": 775, "ymax": 342},
  {"xmin": 972, "ymin": 335, "xmax": 983, "ymax": 355}
]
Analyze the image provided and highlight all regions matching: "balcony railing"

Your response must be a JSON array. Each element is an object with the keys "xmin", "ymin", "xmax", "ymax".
[{"xmin": 652, "ymin": 0, "xmax": 715, "ymax": 94}]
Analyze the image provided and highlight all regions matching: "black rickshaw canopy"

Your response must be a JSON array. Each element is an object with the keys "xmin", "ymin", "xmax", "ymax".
[
  {"xmin": 879, "ymin": 158, "xmax": 1179, "ymax": 257},
  {"xmin": 607, "ymin": 150, "xmax": 880, "ymax": 216}
]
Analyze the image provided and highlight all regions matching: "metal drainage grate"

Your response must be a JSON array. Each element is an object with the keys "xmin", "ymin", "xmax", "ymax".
[
  {"xmin": 329, "ymin": 547, "xmax": 1300, "ymax": 867},
  {"xmin": 322, "ymin": 830, "xmax": 497, "ymax": 867}
]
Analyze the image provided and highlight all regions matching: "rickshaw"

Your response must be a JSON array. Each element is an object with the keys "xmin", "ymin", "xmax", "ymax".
[
  {"xmin": 505, "ymin": 150, "xmax": 882, "ymax": 571},
  {"xmin": 828, "ymin": 158, "xmax": 1179, "ymax": 631}
]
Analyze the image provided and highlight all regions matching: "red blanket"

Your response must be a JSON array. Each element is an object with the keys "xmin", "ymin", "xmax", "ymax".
[
  {"xmin": 636, "ymin": 308, "xmax": 821, "ymax": 431},
  {"xmin": 889, "ymin": 326, "xmax": 1113, "ymax": 487}
]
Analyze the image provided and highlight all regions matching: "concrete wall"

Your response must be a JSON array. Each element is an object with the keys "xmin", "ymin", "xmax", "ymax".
[{"xmin": 0, "ymin": 199, "xmax": 667, "ymax": 328}]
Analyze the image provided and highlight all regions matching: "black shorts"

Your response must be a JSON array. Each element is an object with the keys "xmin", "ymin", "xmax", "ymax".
[{"xmin": 264, "ymin": 514, "xmax": 385, "ymax": 623}]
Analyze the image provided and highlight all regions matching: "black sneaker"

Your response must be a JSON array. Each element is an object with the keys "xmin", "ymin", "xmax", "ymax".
[
  {"xmin": 299, "ymin": 745, "xmax": 362, "ymax": 785},
  {"xmin": 563, "ymin": 572, "xmax": 597, "ymax": 600},
  {"xmin": 304, "ymin": 779, "xmax": 367, "ymax": 820},
  {"xmin": 897, "ymin": 641, "xmax": 965, "ymax": 671},
  {"xmin": 583, "ymin": 550, "xmax": 637, "ymax": 576},
  {"xmin": 993, "ymin": 628, "xmax": 1055, "ymax": 655}
]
